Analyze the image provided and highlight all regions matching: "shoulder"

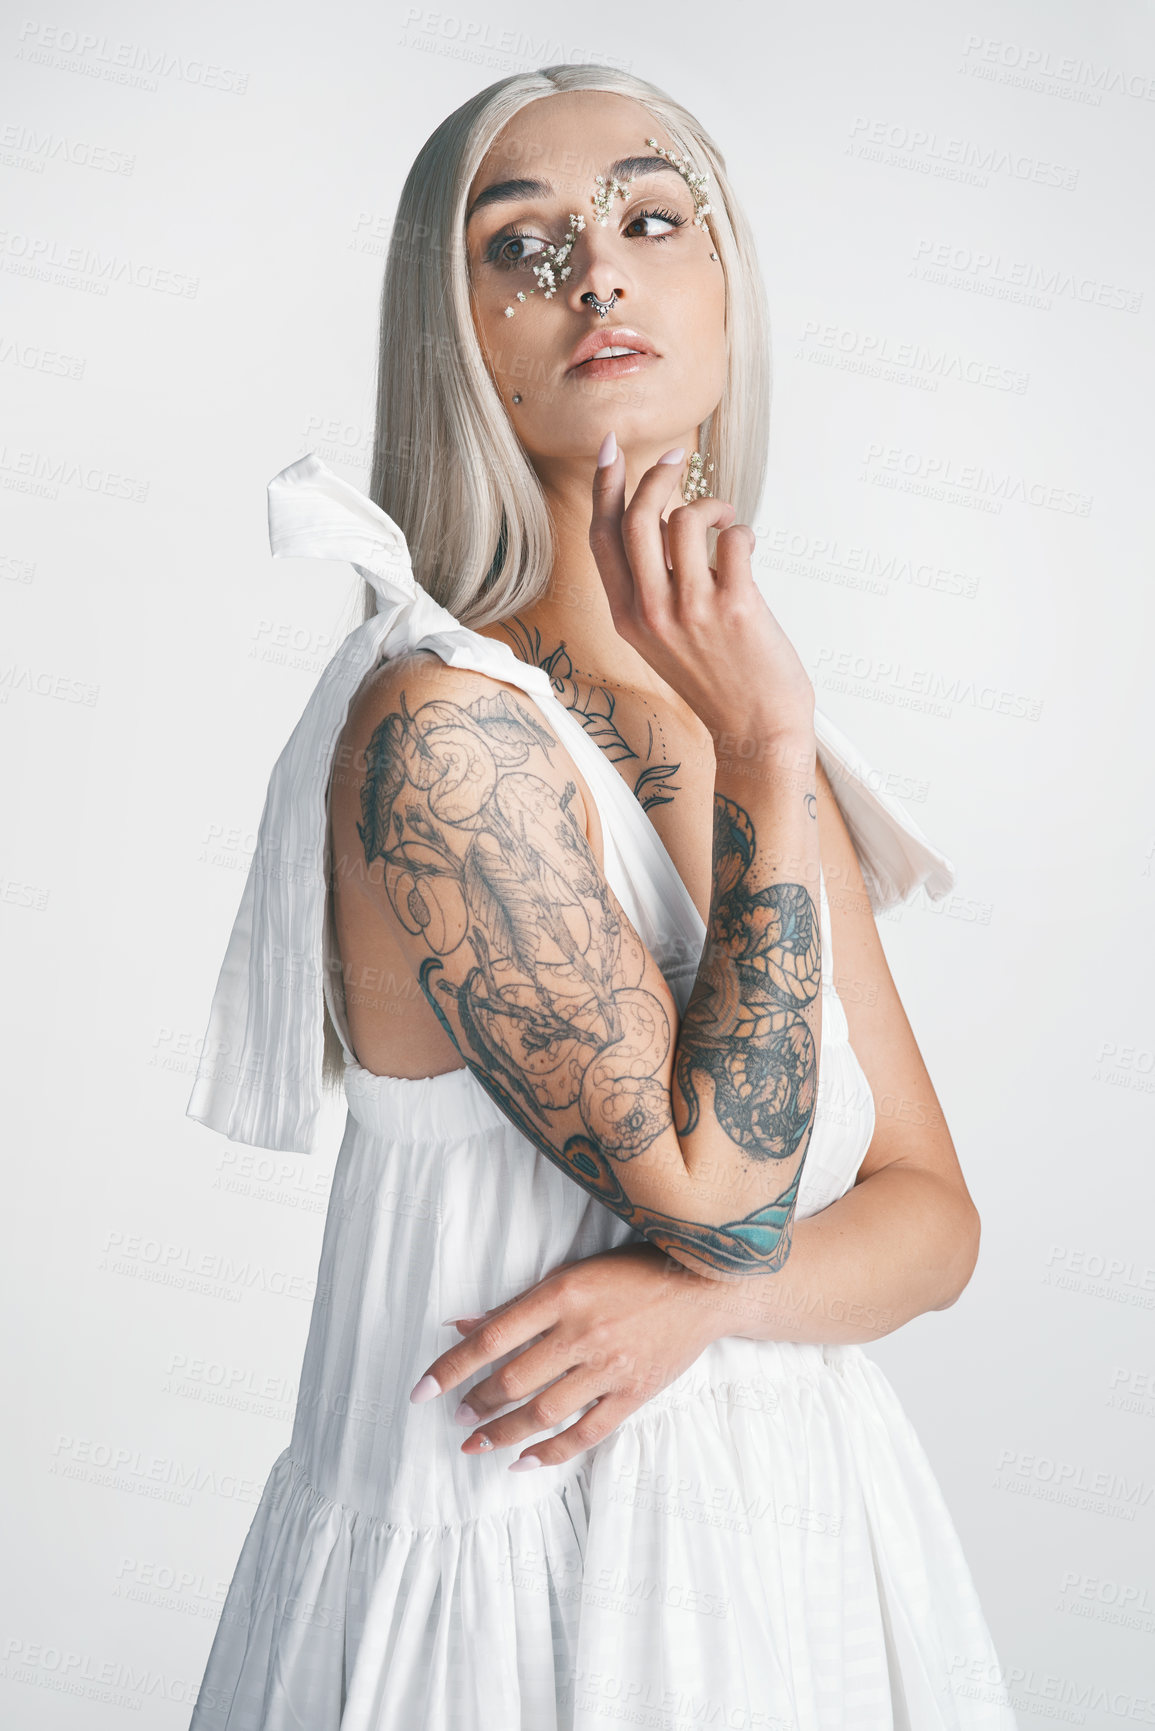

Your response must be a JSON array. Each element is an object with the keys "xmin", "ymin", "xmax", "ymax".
[
  {"xmin": 342, "ymin": 649, "xmax": 557, "ymax": 762},
  {"xmin": 346, "ymin": 647, "xmax": 501, "ymax": 732},
  {"xmin": 335, "ymin": 649, "xmax": 600, "ymax": 848}
]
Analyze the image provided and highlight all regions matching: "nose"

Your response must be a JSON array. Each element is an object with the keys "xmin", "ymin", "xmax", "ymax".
[{"xmin": 565, "ymin": 216, "xmax": 627, "ymax": 317}]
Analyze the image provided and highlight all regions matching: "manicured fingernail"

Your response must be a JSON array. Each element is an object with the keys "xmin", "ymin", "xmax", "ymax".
[
  {"xmin": 454, "ymin": 1401, "xmax": 479, "ymax": 1427},
  {"xmin": 509, "ymin": 1454, "xmax": 542, "ymax": 1472},
  {"xmin": 657, "ymin": 446, "xmax": 685, "ymax": 465},
  {"xmin": 596, "ymin": 430, "xmax": 617, "ymax": 467},
  {"xmin": 441, "ymin": 1315, "xmax": 485, "ymax": 1329},
  {"xmin": 409, "ymin": 1374, "xmax": 441, "ymax": 1404}
]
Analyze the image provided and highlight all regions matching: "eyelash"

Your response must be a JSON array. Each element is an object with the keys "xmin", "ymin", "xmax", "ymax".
[{"xmin": 486, "ymin": 206, "xmax": 687, "ymax": 270}]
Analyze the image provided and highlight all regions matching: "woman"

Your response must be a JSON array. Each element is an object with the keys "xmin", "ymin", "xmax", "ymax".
[{"xmin": 186, "ymin": 64, "xmax": 1018, "ymax": 1730}]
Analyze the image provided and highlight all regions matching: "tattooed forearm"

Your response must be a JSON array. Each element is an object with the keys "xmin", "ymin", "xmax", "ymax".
[
  {"xmin": 355, "ymin": 675, "xmax": 818, "ymax": 1277},
  {"xmin": 677, "ymin": 797, "xmax": 821, "ymax": 1163},
  {"xmin": 422, "ymin": 944, "xmax": 804, "ymax": 1274},
  {"xmin": 669, "ymin": 787, "xmax": 822, "ymax": 1269}
]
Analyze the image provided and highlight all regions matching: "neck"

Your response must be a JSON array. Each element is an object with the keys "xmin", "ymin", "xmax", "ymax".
[{"xmin": 481, "ymin": 442, "xmax": 698, "ymax": 709}]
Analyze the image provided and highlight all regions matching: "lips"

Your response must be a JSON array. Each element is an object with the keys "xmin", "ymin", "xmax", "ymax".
[{"xmin": 566, "ymin": 327, "xmax": 657, "ymax": 373}]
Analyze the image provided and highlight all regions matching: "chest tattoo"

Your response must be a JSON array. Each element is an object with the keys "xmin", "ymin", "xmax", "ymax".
[{"xmin": 495, "ymin": 620, "xmax": 683, "ymax": 813}]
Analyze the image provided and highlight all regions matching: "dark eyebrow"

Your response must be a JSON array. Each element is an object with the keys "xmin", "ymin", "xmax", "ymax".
[{"xmin": 465, "ymin": 155, "xmax": 684, "ymax": 226}]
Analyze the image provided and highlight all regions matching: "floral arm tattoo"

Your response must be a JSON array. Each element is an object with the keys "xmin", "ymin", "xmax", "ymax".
[{"xmin": 355, "ymin": 679, "xmax": 820, "ymax": 1276}]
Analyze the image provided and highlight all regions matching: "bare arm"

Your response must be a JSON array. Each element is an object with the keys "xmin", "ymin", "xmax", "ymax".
[
  {"xmin": 413, "ymin": 757, "xmax": 979, "ymax": 1464},
  {"xmin": 652, "ymin": 721, "xmax": 822, "ymax": 1275},
  {"xmin": 338, "ymin": 647, "xmax": 818, "ymax": 1283},
  {"xmin": 635, "ymin": 748, "xmax": 981, "ymax": 1341},
  {"xmin": 416, "ymin": 1159, "xmax": 977, "ymax": 1465}
]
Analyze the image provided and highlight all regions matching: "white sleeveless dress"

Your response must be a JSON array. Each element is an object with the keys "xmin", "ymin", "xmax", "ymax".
[{"xmin": 185, "ymin": 455, "xmax": 1018, "ymax": 1729}]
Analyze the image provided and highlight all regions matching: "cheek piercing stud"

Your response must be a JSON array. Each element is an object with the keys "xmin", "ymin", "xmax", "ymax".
[{"xmin": 511, "ymin": 393, "xmax": 522, "ymax": 404}]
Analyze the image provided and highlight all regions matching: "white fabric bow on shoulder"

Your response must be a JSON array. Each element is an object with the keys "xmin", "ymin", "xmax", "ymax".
[{"xmin": 186, "ymin": 453, "xmax": 462, "ymax": 1155}]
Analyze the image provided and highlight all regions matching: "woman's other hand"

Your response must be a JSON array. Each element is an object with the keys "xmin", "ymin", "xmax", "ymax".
[
  {"xmin": 415, "ymin": 1245, "xmax": 730, "ymax": 1469},
  {"xmin": 589, "ymin": 432, "xmax": 815, "ymax": 743}
]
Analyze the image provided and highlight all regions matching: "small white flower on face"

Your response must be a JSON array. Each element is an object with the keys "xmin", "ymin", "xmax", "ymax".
[
  {"xmin": 502, "ymin": 140, "xmax": 714, "ymax": 317},
  {"xmin": 592, "ymin": 172, "xmax": 633, "ymax": 226},
  {"xmin": 645, "ymin": 137, "xmax": 713, "ymax": 229}
]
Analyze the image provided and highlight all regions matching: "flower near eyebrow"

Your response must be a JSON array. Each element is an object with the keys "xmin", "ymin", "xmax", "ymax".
[
  {"xmin": 591, "ymin": 172, "xmax": 633, "ymax": 226},
  {"xmin": 645, "ymin": 136, "xmax": 712, "ymax": 230}
]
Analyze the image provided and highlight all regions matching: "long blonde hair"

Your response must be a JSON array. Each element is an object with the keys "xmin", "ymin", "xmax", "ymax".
[{"xmin": 322, "ymin": 63, "xmax": 773, "ymax": 1090}]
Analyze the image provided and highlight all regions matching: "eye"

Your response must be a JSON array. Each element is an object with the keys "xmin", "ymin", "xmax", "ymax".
[
  {"xmin": 484, "ymin": 203, "xmax": 689, "ymax": 272},
  {"xmin": 622, "ymin": 206, "xmax": 686, "ymax": 241},
  {"xmin": 486, "ymin": 228, "xmax": 550, "ymax": 270}
]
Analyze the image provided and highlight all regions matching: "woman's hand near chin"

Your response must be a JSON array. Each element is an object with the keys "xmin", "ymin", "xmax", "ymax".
[{"xmin": 412, "ymin": 1245, "xmax": 733, "ymax": 1470}]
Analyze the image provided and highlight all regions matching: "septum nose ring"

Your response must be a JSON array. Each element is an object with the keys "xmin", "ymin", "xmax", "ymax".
[{"xmin": 581, "ymin": 289, "xmax": 618, "ymax": 319}]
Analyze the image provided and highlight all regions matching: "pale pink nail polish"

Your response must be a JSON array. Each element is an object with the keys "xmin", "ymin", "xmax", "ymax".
[
  {"xmin": 509, "ymin": 1454, "xmax": 542, "ymax": 1472},
  {"xmin": 454, "ymin": 1401, "xmax": 479, "ymax": 1427},
  {"xmin": 596, "ymin": 431, "xmax": 617, "ymax": 467},
  {"xmin": 657, "ymin": 446, "xmax": 685, "ymax": 465},
  {"xmin": 409, "ymin": 1374, "xmax": 441, "ymax": 1404}
]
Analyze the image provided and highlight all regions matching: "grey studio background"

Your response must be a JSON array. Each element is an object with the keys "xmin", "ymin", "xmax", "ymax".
[{"xmin": 3, "ymin": 0, "xmax": 1154, "ymax": 1723}]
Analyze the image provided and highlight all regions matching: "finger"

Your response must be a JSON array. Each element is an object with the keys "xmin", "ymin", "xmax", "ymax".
[
  {"xmin": 409, "ymin": 1294, "xmax": 558, "ymax": 1403},
  {"xmin": 658, "ymin": 515, "xmax": 673, "ymax": 574},
  {"xmin": 588, "ymin": 433, "xmax": 632, "ymax": 616},
  {"xmin": 712, "ymin": 522, "xmax": 758, "ymax": 596},
  {"xmin": 590, "ymin": 443, "xmax": 685, "ymax": 624},
  {"xmin": 506, "ymin": 1393, "xmax": 639, "ymax": 1470},
  {"xmin": 454, "ymin": 1331, "xmax": 579, "ymax": 1426},
  {"xmin": 460, "ymin": 1368, "xmax": 604, "ymax": 1456},
  {"xmin": 665, "ymin": 496, "xmax": 739, "ymax": 602},
  {"xmin": 621, "ymin": 450, "xmax": 700, "ymax": 617},
  {"xmin": 450, "ymin": 1251, "xmax": 584, "ymax": 1323}
]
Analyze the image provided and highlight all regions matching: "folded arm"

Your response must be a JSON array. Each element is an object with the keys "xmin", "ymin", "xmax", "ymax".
[{"xmin": 416, "ymin": 754, "xmax": 980, "ymax": 1465}]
